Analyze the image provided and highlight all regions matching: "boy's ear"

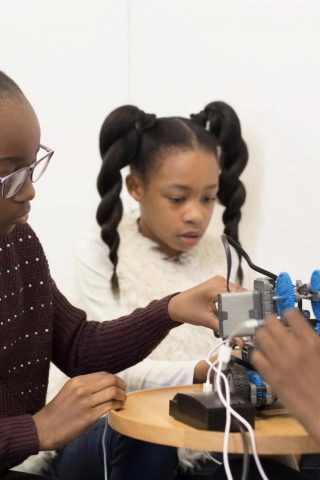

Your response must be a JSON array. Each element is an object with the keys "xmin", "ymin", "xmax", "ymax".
[{"xmin": 125, "ymin": 174, "xmax": 144, "ymax": 202}]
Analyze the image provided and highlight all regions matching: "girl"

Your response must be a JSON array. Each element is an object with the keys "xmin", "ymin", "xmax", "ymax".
[
  {"xmin": 77, "ymin": 101, "xmax": 248, "ymax": 388},
  {"xmin": 67, "ymin": 102, "xmax": 248, "ymax": 479},
  {"xmin": 0, "ymin": 71, "xmax": 233, "ymax": 479}
]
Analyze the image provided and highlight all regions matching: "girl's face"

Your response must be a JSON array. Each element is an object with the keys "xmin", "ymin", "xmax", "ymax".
[
  {"xmin": 126, "ymin": 148, "xmax": 219, "ymax": 257},
  {"xmin": 0, "ymin": 97, "xmax": 40, "ymax": 235}
]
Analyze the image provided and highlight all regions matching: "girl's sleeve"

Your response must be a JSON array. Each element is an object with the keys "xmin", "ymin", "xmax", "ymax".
[
  {"xmin": 73, "ymin": 229, "xmax": 129, "ymax": 320},
  {"xmin": 0, "ymin": 415, "xmax": 39, "ymax": 474}
]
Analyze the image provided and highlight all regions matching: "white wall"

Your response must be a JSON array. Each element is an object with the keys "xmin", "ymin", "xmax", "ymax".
[{"xmin": 1, "ymin": 0, "xmax": 320, "ymax": 297}]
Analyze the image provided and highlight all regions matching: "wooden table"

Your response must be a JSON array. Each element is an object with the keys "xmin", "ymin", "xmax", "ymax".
[{"xmin": 108, "ymin": 384, "xmax": 320, "ymax": 455}]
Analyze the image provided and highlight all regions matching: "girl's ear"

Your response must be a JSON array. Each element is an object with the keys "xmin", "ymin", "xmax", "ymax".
[{"xmin": 125, "ymin": 173, "xmax": 144, "ymax": 202}]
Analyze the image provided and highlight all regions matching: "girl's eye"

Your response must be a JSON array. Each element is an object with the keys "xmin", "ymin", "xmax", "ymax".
[
  {"xmin": 169, "ymin": 197, "xmax": 185, "ymax": 204},
  {"xmin": 203, "ymin": 197, "xmax": 216, "ymax": 204}
]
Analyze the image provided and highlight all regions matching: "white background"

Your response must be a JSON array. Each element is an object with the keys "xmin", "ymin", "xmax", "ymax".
[{"xmin": 1, "ymin": 0, "xmax": 320, "ymax": 298}]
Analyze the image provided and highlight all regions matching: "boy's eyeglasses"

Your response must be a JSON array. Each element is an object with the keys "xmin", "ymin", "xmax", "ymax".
[{"xmin": 0, "ymin": 144, "xmax": 54, "ymax": 199}]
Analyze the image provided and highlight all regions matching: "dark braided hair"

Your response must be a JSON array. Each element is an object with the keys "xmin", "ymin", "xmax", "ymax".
[
  {"xmin": 97, "ymin": 101, "xmax": 248, "ymax": 297},
  {"xmin": 191, "ymin": 101, "xmax": 248, "ymax": 283},
  {"xmin": 97, "ymin": 106, "xmax": 157, "ymax": 297}
]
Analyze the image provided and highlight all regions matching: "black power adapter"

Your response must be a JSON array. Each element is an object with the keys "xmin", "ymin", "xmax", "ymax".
[{"xmin": 169, "ymin": 390, "xmax": 255, "ymax": 431}]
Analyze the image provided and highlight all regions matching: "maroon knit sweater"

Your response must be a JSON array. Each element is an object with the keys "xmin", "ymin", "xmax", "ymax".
[{"xmin": 0, "ymin": 223, "xmax": 177, "ymax": 473}]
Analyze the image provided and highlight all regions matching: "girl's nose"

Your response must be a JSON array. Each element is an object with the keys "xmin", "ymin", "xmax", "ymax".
[{"xmin": 183, "ymin": 203, "xmax": 203, "ymax": 224}]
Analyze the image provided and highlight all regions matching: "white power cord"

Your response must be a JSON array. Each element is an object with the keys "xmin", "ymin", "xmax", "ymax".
[
  {"xmin": 215, "ymin": 356, "xmax": 269, "ymax": 480},
  {"xmin": 102, "ymin": 416, "xmax": 108, "ymax": 480},
  {"xmin": 203, "ymin": 451, "xmax": 223, "ymax": 466},
  {"xmin": 202, "ymin": 320, "xmax": 269, "ymax": 480}
]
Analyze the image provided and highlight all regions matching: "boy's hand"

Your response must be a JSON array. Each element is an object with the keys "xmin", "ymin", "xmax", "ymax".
[
  {"xmin": 252, "ymin": 310, "xmax": 320, "ymax": 443},
  {"xmin": 33, "ymin": 372, "xmax": 126, "ymax": 450},
  {"xmin": 168, "ymin": 275, "xmax": 245, "ymax": 332}
]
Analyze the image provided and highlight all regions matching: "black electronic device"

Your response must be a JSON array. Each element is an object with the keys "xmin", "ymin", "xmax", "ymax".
[{"xmin": 169, "ymin": 390, "xmax": 255, "ymax": 432}]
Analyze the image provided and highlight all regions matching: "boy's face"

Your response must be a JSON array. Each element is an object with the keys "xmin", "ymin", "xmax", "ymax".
[
  {"xmin": 126, "ymin": 148, "xmax": 219, "ymax": 257},
  {"xmin": 0, "ymin": 97, "xmax": 40, "ymax": 234}
]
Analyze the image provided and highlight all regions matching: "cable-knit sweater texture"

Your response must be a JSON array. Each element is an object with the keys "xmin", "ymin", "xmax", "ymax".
[
  {"xmin": 0, "ymin": 223, "xmax": 175, "ymax": 474},
  {"xmin": 75, "ymin": 214, "xmax": 228, "ymax": 374}
]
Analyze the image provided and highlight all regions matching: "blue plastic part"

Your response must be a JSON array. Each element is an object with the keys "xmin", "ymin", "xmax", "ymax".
[
  {"xmin": 247, "ymin": 370, "xmax": 263, "ymax": 387},
  {"xmin": 311, "ymin": 270, "xmax": 320, "ymax": 320},
  {"xmin": 248, "ymin": 370, "xmax": 266, "ymax": 407},
  {"xmin": 275, "ymin": 272, "xmax": 295, "ymax": 318}
]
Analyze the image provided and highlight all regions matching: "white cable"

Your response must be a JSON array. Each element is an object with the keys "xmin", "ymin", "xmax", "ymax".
[
  {"xmin": 206, "ymin": 340, "xmax": 230, "ymax": 384},
  {"xmin": 216, "ymin": 360, "xmax": 233, "ymax": 480},
  {"xmin": 203, "ymin": 329, "xmax": 269, "ymax": 479},
  {"xmin": 208, "ymin": 339, "xmax": 228, "ymax": 359},
  {"xmin": 202, "ymin": 335, "xmax": 269, "ymax": 480},
  {"xmin": 102, "ymin": 416, "xmax": 108, "ymax": 480},
  {"xmin": 205, "ymin": 355, "xmax": 233, "ymax": 479},
  {"xmin": 215, "ymin": 356, "xmax": 269, "ymax": 480},
  {"xmin": 203, "ymin": 451, "xmax": 223, "ymax": 466}
]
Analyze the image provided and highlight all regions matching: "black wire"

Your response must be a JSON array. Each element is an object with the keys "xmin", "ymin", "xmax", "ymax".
[
  {"xmin": 221, "ymin": 234, "xmax": 232, "ymax": 292},
  {"xmin": 221, "ymin": 234, "xmax": 278, "ymax": 281},
  {"xmin": 231, "ymin": 354, "xmax": 253, "ymax": 370},
  {"xmin": 238, "ymin": 423, "xmax": 250, "ymax": 480}
]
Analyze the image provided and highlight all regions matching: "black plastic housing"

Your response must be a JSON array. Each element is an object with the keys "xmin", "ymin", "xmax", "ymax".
[{"xmin": 169, "ymin": 391, "xmax": 255, "ymax": 432}]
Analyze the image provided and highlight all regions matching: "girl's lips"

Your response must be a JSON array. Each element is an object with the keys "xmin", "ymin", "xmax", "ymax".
[{"xmin": 179, "ymin": 234, "xmax": 201, "ymax": 247}]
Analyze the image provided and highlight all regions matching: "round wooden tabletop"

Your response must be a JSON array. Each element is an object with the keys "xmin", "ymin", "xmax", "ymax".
[{"xmin": 108, "ymin": 384, "xmax": 320, "ymax": 455}]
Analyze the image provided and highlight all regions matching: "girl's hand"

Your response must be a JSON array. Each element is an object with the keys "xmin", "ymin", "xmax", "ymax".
[
  {"xmin": 193, "ymin": 359, "xmax": 212, "ymax": 384},
  {"xmin": 33, "ymin": 372, "xmax": 126, "ymax": 451},
  {"xmin": 193, "ymin": 349, "xmax": 242, "ymax": 384}
]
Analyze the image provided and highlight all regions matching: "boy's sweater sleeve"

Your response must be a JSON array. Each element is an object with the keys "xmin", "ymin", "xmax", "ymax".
[
  {"xmin": 51, "ymin": 283, "xmax": 180, "ymax": 377},
  {"xmin": 0, "ymin": 415, "xmax": 39, "ymax": 474}
]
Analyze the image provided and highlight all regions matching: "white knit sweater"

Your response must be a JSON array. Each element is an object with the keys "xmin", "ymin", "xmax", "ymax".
[{"xmin": 74, "ymin": 212, "xmax": 230, "ymax": 390}]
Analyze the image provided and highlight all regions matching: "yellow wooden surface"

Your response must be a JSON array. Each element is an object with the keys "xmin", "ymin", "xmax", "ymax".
[{"xmin": 108, "ymin": 384, "xmax": 320, "ymax": 455}]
